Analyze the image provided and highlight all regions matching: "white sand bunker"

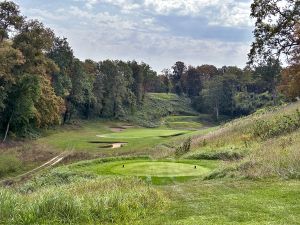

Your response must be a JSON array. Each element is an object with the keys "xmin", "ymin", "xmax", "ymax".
[
  {"xmin": 96, "ymin": 135, "xmax": 106, "ymax": 138},
  {"xmin": 111, "ymin": 142, "xmax": 127, "ymax": 148}
]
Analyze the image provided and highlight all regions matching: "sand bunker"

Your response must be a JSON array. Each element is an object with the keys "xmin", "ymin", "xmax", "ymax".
[
  {"xmin": 110, "ymin": 127, "xmax": 126, "ymax": 132},
  {"xmin": 122, "ymin": 125, "xmax": 134, "ymax": 129},
  {"xmin": 111, "ymin": 142, "xmax": 127, "ymax": 148},
  {"xmin": 89, "ymin": 141, "xmax": 127, "ymax": 149},
  {"xmin": 159, "ymin": 132, "xmax": 185, "ymax": 138}
]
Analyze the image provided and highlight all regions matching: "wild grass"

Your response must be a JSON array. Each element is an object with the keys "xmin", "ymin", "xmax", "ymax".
[
  {"xmin": 187, "ymin": 101, "xmax": 300, "ymax": 179},
  {"xmin": 0, "ymin": 177, "xmax": 168, "ymax": 225},
  {"xmin": 0, "ymin": 143, "xmax": 57, "ymax": 179},
  {"xmin": 240, "ymin": 132, "xmax": 300, "ymax": 179},
  {"xmin": 0, "ymin": 155, "xmax": 21, "ymax": 178}
]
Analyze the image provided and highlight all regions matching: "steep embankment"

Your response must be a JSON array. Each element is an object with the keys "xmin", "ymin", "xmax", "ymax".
[{"xmin": 186, "ymin": 102, "xmax": 300, "ymax": 179}]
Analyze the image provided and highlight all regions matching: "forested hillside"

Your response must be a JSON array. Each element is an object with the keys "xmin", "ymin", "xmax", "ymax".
[{"xmin": 1, "ymin": 1, "xmax": 298, "ymax": 141}]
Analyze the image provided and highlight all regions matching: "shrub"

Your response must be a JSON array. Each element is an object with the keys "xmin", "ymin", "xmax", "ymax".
[
  {"xmin": 250, "ymin": 109, "xmax": 300, "ymax": 139},
  {"xmin": 187, "ymin": 151, "xmax": 244, "ymax": 161}
]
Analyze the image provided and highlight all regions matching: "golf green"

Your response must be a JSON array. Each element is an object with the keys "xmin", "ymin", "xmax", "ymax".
[{"xmin": 111, "ymin": 162, "xmax": 210, "ymax": 177}]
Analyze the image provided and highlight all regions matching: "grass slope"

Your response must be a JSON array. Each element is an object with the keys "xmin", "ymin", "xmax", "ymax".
[
  {"xmin": 1, "ymin": 97, "xmax": 300, "ymax": 225},
  {"xmin": 149, "ymin": 180, "xmax": 300, "ymax": 225},
  {"xmin": 127, "ymin": 93, "xmax": 199, "ymax": 127},
  {"xmin": 0, "ymin": 177, "xmax": 167, "ymax": 225}
]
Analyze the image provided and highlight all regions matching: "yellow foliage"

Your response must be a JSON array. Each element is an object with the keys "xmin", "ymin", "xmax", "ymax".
[{"xmin": 34, "ymin": 76, "xmax": 64, "ymax": 127}]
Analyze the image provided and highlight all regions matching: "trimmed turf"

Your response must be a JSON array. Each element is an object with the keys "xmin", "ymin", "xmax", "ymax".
[
  {"xmin": 37, "ymin": 121, "xmax": 192, "ymax": 156},
  {"xmin": 99, "ymin": 129, "xmax": 187, "ymax": 139},
  {"xmin": 146, "ymin": 180, "xmax": 300, "ymax": 225},
  {"xmin": 111, "ymin": 162, "xmax": 209, "ymax": 177},
  {"xmin": 69, "ymin": 159, "xmax": 219, "ymax": 184}
]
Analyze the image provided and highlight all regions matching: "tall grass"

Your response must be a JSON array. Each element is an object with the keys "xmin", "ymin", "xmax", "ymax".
[
  {"xmin": 0, "ymin": 155, "xmax": 21, "ymax": 178},
  {"xmin": 188, "ymin": 102, "xmax": 300, "ymax": 179},
  {"xmin": 240, "ymin": 133, "xmax": 300, "ymax": 179},
  {"xmin": 0, "ymin": 177, "xmax": 168, "ymax": 225}
]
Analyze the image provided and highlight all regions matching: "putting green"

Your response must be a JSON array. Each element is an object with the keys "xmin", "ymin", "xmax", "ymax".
[{"xmin": 111, "ymin": 162, "xmax": 210, "ymax": 177}]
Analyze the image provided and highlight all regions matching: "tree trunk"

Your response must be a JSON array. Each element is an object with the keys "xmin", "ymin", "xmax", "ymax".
[
  {"xmin": 215, "ymin": 102, "xmax": 219, "ymax": 121},
  {"xmin": 63, "ymin": 109, "xmax": 68, "ymax": 124},
  {"xmin": 2, "ymin": 115, "xmax": 12, "ymax": 143}
]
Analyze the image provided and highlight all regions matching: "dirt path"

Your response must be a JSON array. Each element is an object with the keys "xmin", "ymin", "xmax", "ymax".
[{"xmin": 0, "ymin": 152, "xmax": 68, "ymax": 186}]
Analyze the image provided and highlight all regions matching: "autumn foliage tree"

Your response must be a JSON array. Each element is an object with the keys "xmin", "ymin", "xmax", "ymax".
[
  {"xmin": 278, "ymin": 27, "xmax": 300, "ymax": 99},
  {"xmin": 249, "ymin": 0, "xmax": 300, "ymax": 64}
]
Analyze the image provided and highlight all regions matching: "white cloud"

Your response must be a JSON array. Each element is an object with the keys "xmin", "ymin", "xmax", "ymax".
[
  {"xmin": 75, "ymin": 0, "xmax": 253, "ymax": 27},
  {"xmin": 18, "ymin": 0, "xmax": 253, "ymax": 72},
  {"xmin": 50, "ymin": 9, "xmax": 250, "ymax": 71},
  {"xmin": 144, "ymin": 0, "xmax": 253, "ymax": 27}
]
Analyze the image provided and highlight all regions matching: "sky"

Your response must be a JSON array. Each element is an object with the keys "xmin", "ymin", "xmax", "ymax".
[{"xmin": 14, "ymin": 0, "xmax": 254, "ymax": 72}]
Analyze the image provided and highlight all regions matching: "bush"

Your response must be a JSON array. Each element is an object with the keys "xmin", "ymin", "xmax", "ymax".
[
  {"xmin": 187, "ymin": 151, "xmax": 244, "ymax": 161},
  {"xmin": 175, "ymin": 138, "xmax": 191, "ymax": 156},
  {"xmin": 250, "ymin": 109, "xmax": 300, "ymax": 139}
]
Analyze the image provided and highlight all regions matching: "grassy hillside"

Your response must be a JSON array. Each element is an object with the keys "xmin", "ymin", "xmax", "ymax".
[
  {"xmin": 186, "ymin": 102, "xmax": 300, "ymax": 179},
  {"xmin": 126, "ymin": 93, "xmax": 199, "ymax": 127},
  {"xmin": 1, "ymin": 99, "xmax": 300, "ymax": 225}
]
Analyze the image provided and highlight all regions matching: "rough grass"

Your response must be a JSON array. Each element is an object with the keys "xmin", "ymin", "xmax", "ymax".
[
  {"xmin": 0, "ymin": 177, "xmax": 168, "ymax": 225},
  {"xmin": 0, "ymin": 155, "xmax": 21, "ymax": 178},
  {"xmin": 0, "ymin": 143, "xmax": 57, "ymax": 179},
  {"xmin": 163, "ymin": 115, "xmax": 210, "ymax": 130},
  {"xmin": 187, "ymin": 102, "xmax": 300, "ymax": 179}
]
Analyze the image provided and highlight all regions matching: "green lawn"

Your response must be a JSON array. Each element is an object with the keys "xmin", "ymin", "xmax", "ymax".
[
  {"xmin": 68, "ymin": 158, "xmax": 219, "ymax": 185},
  {"xmin": 146, "ymin": 179, "xmax": 300, "ymax": 225},
  {"xmin": 111, "ymin": 162, "xmax": 209, "ymax": 177},
  {"xmin": 99, "ymin": 128, "xmax": 187, "ymax": 139},
  {"xmin": 38, "ymin": 121, "xmax": 191, "ymax": 156}
]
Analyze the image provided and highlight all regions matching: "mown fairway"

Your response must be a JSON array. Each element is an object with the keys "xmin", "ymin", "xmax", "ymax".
[{"xmin": 37, "ymin": 121, "xmax": 192, "ymax": 156}]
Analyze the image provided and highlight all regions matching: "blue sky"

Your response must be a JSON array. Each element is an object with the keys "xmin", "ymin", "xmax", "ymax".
[{"xmin": 14, "ymin": 0, "xmax": 254, "ymax": 72}]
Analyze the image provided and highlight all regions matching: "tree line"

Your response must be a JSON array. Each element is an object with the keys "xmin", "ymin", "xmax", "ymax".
[
  {"xmin": 0, "ymin": 0, "xmax": 299, "ymax": 140},
  {"xmin": 0, "ymin": 1, "xmax": 165, "ymax": 140},
  {"xmin": 160, "ymin": 58, "xmax": 282, "ymax": 120}
]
